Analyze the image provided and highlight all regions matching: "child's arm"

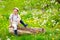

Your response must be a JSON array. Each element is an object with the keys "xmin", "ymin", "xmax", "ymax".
[
  {"xmin": 9, "ymin": 14, "xmax": 13, "ymax": 25},
  {"xmin": 17, "ymin": 14, "xmax": 21, "ymax": 24}
]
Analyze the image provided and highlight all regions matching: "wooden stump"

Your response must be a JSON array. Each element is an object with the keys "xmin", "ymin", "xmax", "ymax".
[{"xmin": 9, "ymin": 26, "xmax": 45, "ymax": 35}]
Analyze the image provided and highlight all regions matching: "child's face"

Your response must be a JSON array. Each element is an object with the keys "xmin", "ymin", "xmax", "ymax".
[{"xmin": 13, "ymin": 9, "xmax": 18, "ymax": 14}]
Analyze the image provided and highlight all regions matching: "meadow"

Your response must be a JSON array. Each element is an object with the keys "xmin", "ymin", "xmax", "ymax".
[{"xmin": 0, "ymin": 0, "xmax": 60, "ymax": 40}]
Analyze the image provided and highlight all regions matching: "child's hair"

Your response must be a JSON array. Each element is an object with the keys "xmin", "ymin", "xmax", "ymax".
[{"xmin": 13, "ymin": 7, "xmax": 19, "ymax": 12}]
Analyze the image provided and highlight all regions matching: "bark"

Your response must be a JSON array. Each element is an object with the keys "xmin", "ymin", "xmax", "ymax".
[{"xmin": 9, "ymin": 26, "xmax": 45, "ymax": 35}]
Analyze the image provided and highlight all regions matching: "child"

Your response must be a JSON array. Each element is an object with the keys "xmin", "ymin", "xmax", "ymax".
[
  {"xmin": 9, "ymin": 7, "xmax": 20, "ymax": 35},
  {"xmin": 9, "ymin": 7, "xmax": 27, "ymax": 35}
]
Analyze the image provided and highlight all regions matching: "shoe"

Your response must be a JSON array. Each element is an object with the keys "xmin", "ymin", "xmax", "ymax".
[
  {"xmin": 14, "ymin": 30, "xmax": 18, "ymax": 36},
  {"xmin": 24, "ymin": 24, "xmax": 27, "ymax": 28}
]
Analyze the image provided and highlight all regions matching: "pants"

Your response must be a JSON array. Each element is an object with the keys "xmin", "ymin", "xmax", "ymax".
[
  {"xmin": 12, "ymin": 22, "xmax": 18, "ymax": 35},
  {"xmin": 12, "ymin": 22, "xmax": 18, "ymax": 30}
]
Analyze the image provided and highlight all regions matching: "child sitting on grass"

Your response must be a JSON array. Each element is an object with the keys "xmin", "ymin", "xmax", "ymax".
[{"xmin": 9, "ymin": 7, "xmax": 27, "ymax": 35}]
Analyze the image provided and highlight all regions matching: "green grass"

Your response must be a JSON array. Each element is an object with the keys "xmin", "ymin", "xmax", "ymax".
[{"xmin": 0, "ymin": 0, "xmax": 60, "ymax": 40}]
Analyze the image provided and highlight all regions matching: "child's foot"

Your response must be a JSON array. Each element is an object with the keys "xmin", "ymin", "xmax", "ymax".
[
  {"xmin": 14, "ymin": 30, "xmax": 18, "ymax": 36},
  {"xmin": 24, "ymin": 24, "xmax": 27, "ymax": 28}
]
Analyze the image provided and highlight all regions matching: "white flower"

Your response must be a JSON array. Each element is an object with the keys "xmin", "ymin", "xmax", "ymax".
[
  {"xmin": 51, "ymin": 20, "xmax": 55, "ymax": 22},
  {"xmin": 41, "ymin": 20, "xmax": 47, "ymax": 25},
  {"xmin": 24, "ymin": 0, "xmax": 30, "ymax": 4},
  {"xmin": 20, "ymin": 11, "xmax": 27, "ymax": 15},
  {"xmin": 1, "ymin": 5, "xmax": 5, "ymax": 8},
  {"xmin": 46, "ymin": 9, "xmax": 52, "ymax": 13},
  {"xmin": 55, "ymin": 2, "xmax": 58, "ymax": 5},
  {"xmin": 50, "ymin": 34, "xmax": 52, "ymax": 36},
  {"xmin": 6, "ymin": 36, "xmax": 10, "ymax": 40},
  {"xmin": 38, "ymin": 10, "xmax": 43, "ymax": 14},
  {"xmin": 56, "ymin": 29, "xmax": 59, "ymax": 31},
  {"xmin": 34, "ymin": 17, "xmax": 39, "ymax": 21},
  {"xmin": 7, "ymin": 38, "xmax": 10, "ymax": 40},
  {"xmin": 51, "ymin": 0, "xmax": 55, "ymax": 3}
]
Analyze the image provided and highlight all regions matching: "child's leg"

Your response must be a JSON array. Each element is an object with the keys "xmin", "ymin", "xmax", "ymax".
[
  {"xmin": 12, "ymin": 24, "xmax": 18, "ymax": 35},
  {"xmin": 14, "ymin": 30, "xmax": 17, "ymax": 35},
  {"xmin": 20, "ymin": 20, "xmax": 27, "ymax": 27}
]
